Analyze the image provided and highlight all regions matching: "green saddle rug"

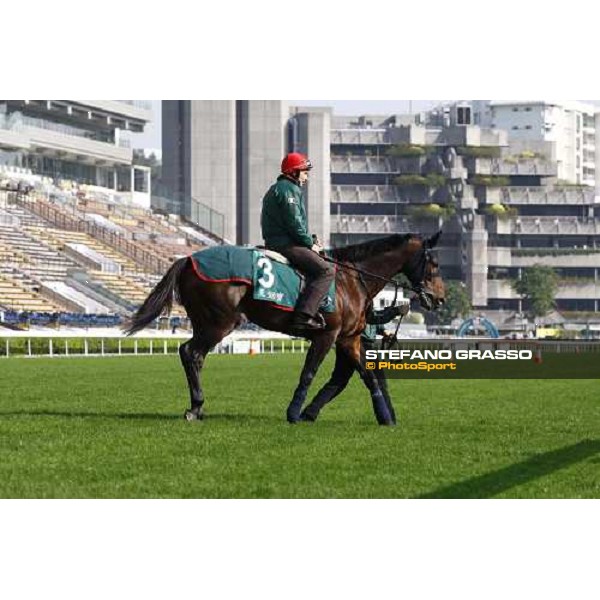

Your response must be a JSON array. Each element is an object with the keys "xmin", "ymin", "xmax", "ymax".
[{"xmin": 190, "ymin": 246, "xmax": 336, "ymax": 312}]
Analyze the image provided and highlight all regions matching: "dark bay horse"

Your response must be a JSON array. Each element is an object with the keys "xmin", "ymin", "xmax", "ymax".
[{"xmin": 125, "ymin": 232, "xmax": 445, "ymax": 425}]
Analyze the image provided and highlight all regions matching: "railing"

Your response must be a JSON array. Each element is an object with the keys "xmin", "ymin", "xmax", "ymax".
[
  {"xmin": 0, "ymin": 336, "xmax": 308, "ymax": 358},
  {"xmin": 330, "ymin": 156, "xmax": 393, "ymax": 173},
  {"xmin": 332, "ymin": 214, "xmax": 415, "ymax": 234},
  {"xmin": 151, "ymin": 189, "xmax": 226, "ymax": 242},
  {"xmin": 330, "ymin": 129, "xmax": 389, "ymax": 145},
  {"xmin": 115, "ymin": 100, "xmax": 153, "ymax": 111},
  {"xmin": 2, "ymin": 335, "xmax": 599, "ymax": 359},
  {"xmin": 17, "ymin": 196, "xmax": 171, "ymax": 273},
  {"xmin": 330, "ymin": 185, "xmax": 402, "ymax": 203},
  {"xmin": 500, "ymin": 186, "xmax": 596, "ymax": 205}
]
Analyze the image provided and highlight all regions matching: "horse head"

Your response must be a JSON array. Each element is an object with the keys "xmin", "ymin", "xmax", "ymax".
[{"xmin": 404, "ymin": 231, "xmax": 445, "ymax": 311}]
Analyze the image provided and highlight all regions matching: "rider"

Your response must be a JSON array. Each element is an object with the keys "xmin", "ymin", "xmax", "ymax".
[{"xmin": 261, "ymin": 152, "xmax": 335, "ymax": 331}]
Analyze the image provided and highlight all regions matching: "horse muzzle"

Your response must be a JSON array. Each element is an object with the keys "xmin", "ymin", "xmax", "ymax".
[{"xmin": 418, "ymin": 291, "xmax": 444, "ymax": 311}]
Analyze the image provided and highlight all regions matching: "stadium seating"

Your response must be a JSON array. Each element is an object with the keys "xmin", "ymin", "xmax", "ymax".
[{"xmin": 0, "ymin": 173, "xmax": 211, "ymax": 327}]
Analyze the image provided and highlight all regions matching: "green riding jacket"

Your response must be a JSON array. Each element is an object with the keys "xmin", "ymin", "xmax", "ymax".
[
  {"xmin": 362, "ymin": 306, "xmax": 400, "ymax": 345},
  {"xmin": 261, "ymin": 175, "xmax": 313, "ymax": 249}
]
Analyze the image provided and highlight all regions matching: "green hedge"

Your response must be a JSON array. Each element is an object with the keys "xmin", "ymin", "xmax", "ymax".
[
  {"xmin": 471, "ymin": 175, "xmax": 511, "ymax": 187},
  {"xmin": 394, "ymin": 173, "xmax": 447, "ymax": 188},
  {"xmin": 456, "ymin": 146, "xmax": 502, "ymax": 158},
  {"xmin": 387, "ymin": 144, "xmax": 428, "ymax": 157}
]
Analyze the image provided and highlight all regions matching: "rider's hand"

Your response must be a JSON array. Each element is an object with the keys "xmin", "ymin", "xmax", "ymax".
[
  {"xmin": 397, "ymin": 303, "xmax": 410, "ymax": 317},
  {"xmin": 311, "ymin": 243, "xmax": 323, "ymax": 254}
]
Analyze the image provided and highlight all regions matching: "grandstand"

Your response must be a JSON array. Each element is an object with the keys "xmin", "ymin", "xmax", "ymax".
[
  {"xmin": 0, "ymin": 99, "xmax": 228, "ymax": 330},
  {"xmin": 0, "ymin": 170, "xmax": 218, "ymax": 329}
]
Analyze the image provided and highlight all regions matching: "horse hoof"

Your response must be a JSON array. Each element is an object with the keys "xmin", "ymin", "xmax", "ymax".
[
  {"xmin": 299, "ymin": 412, "xmax": 316, "ymax": 422},
  {"xmin": 184, "ymin": 410, "xmax": 199, "ymax": 421}
]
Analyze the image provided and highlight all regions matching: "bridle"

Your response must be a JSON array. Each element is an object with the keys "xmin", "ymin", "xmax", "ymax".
[
  {"xmin": 320, "ymin": 245, "xmax": 440, "ymax": 348},
  {"xmin": 321, "ymin": 244, "xmax": 439, "ymax": 305}
]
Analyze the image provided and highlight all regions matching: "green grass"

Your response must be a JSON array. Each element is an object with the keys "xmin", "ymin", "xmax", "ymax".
[{"xmin": 0, "ymin": 354, "xmax": 598, "ymax": 498}]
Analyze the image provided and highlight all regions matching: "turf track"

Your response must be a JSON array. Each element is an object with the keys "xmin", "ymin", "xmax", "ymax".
[{"xmin": 0, "ymin": 354, "xmax": 598, "ymax": 498}]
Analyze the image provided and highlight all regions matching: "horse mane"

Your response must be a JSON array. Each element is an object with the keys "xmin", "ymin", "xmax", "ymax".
[{"xmin": 330, "ymin": 234, "xmax": 414, "ymax": 262}]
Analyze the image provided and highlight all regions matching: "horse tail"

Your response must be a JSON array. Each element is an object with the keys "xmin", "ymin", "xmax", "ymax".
[{"xmin": 123, "ymin": 257, "xmax": 188, "ymax": 336}]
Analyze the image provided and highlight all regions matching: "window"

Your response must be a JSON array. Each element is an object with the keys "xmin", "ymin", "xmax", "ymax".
[
  {"xmin": 134, "ymin": 168, "xmax": 149, "ymax": 193},
  {"xmin": 512, "ymin": 125, "xmax": 519, "ymax": 130},
  {"xmin": 525, "ymin": 107, "xmax": 532, "ymax": 112},
  {"xmin": 457, "ymin": 106, "xmax": 472, "ymax": 125},
  {"xmin": 525, "ymin": 125, "xmax": 532, "ymax": 130},
  {"xmin": 512, "ymin": 107, "xmax": 519, "ymax": 112}
]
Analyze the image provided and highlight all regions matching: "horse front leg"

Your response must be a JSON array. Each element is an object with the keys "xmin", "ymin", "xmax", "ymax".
[
  {"xmin": 300, "ymin": 346, "xmax": 355, "ymax": 422},
  {"xmin": 286, "ymin": 332, "xmax": 336, "ymax": 423},
  {"xmin": 340, "ymin": 336, "xmax": 395, "ymax": 426}
]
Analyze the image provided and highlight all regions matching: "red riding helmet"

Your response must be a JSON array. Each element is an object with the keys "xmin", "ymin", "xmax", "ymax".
[{"xmin": 281, "ymin": 152, "xmax": 312, "ymax": 174}]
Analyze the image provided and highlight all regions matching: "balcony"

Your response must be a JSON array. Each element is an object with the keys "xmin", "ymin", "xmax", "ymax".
[
  {"xmin": 23, "ymin": 125, "xmax": 132, "ymax": 164},
  {"xmin": 512, "ymin": 251, "xmax": 600, "ymax": 268},
  {"xmin": 463, "ymin": 157, "xmax": 557, "ymax": 177},
  {"xmin": 487, "ymin": 247, "xmax": 512, "ymax": 266},
  {"xmin": 487, "ymin": 279, "xmax": 518, "ymax": 299},
  {"xmin": 330, "ymin": 156, "xmax": 393, "ymax": 173},
  {"xmin": 494, "ymin": 217, "xmax": 600, "ymax": 235},
  {"xmin": 330, "ymin": 185, "xmax": 401, "ymax": 203},
  {"xmin": 555, "ymin": 282, "xmax": 600, "ymax": 299},
  {"xmin": 330, "ymin": 129, "xmax": 388, "ymax": 145},
  {"xmin": 475, "ymin": 187, "xmax": 503, "ymax": 204},
  {"xmin": 78, "ymin": 100, "xmax": 152, "ymax": 123},
  {"xmin": 331, "ymin": 214, "xmax": 443, "ymax": 235},
  {"xmin": 499, "ymin": 186, "xmax": 597, "ymax": 205}
]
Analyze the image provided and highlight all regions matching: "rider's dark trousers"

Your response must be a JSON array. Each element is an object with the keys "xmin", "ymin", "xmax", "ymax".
[{"xmin": 274, "ymin": 245, "xmax": 335, "ymax": 316}]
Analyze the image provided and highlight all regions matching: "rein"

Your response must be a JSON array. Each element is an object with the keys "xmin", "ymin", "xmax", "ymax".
[
  {"xmin": 319, "ymin": 253, "xmax": 431, "ymax": 350},
  {"xmin": 320, "ymin": 254, "xmax": 410, "ymax": 298}
]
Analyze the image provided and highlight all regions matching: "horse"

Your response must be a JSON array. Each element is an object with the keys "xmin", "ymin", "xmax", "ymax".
[{"xmin": 124, "ymin": 232, "xmax": 445, "ymax": 426}]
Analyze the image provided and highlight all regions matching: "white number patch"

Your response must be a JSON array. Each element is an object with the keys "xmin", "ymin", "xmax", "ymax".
[{"xmin": 257, "ymin": 257, "xmax": 275, "ymax": 288}]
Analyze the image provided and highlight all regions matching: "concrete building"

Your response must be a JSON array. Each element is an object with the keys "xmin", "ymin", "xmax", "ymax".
[
  {"xmin": 162, "ymin": 100, "xmax": 287, "ymax": 244},
  {"xmin": 328, "ymin": 107, "xmax": 600, "ymax": 319},
  {"xmin": 161, "ymin": 101, "xmax": 331, "ymax": 246},
  {"xmin": 161, "ymin": 99, "xmax": 600, "ymax": 322},
  {"xmin": 462, "ymin": 100, "xmax": 600, "ymax": 190},
  {"xmin": 0, "ymin": 100, "xmax": 153, "ymax": 207}
]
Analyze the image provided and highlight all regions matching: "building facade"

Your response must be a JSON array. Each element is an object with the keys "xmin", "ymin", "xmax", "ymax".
[
  {"xmin": 161, "ymin": 100, "xmax": 600, "ymax": 322},
  {"xmin": 161, "ymin": 100, "xmax": 331, "ymax": 246},
  {"xmin": 473, "ymin": 100, "xmax": 599, "ymax": 190},
  {"xmin": 329, "ymin": 107, "xmax": 600, "ymax": 319},
  {"xmin": 0, "ymin": 100, "xmax": 153, "ymax": 206}
]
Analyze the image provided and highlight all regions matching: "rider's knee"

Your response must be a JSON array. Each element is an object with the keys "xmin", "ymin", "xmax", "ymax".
[{"xmin": 321, "ymin": 262, "xmax": 335, "ymax": 279}]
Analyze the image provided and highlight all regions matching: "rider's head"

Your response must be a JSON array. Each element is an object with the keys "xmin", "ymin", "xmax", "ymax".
[{"xmin": 281, "ymin": 152, "xmax": 312, "ymax": 186}]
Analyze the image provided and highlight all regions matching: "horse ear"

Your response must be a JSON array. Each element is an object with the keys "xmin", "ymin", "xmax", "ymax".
[{"xmin": 425, "ymin": 230, "xmax": 442, "ymax": 249}]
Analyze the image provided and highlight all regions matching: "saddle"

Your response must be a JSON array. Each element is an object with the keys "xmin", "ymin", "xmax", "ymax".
[
  {"xmin": 257, "ymin": 247, "xmax": 290, "ymax": 266},
  {"xmin": 190, "ymin": 245, "xmax": 335, "ymax": 313}
]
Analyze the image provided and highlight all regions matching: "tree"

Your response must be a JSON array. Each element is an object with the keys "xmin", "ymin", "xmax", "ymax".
[
  {"xmin": 513, "ymin": 265, "xmax": 558, "ymax": 318},
  {"xmin": 435, "ymin": 281, "xmax": 472, "ymax": 325}
]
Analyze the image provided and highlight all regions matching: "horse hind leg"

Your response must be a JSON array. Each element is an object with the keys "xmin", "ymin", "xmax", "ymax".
[
  {"xmin": 287, "ymin": 331, "xmax": 337, "ymax": 423},
  {"xmin": 179, "ymin": 315, "xmax": 240, "ymax": 421},
  {"xmin": 179, "ymin": 336, "xmax": 212, "ymax": 421}
]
